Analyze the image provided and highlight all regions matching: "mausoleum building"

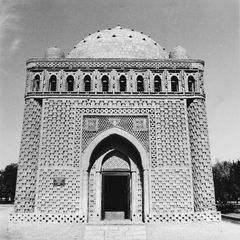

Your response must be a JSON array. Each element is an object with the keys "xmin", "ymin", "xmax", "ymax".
[{"xmin": 12, "ymin": 26, "xmax": 220, "ymax": 227}]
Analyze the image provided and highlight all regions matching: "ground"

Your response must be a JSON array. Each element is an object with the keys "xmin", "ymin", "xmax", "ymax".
[{"xmin": 1, "ymin": 205, "xmax": 240, "ymax": 240}]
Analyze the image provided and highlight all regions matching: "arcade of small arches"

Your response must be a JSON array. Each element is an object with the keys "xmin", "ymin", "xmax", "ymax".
[{"xmin": 30, "ymin": 71, "xmax": 199, "ymax": 94}]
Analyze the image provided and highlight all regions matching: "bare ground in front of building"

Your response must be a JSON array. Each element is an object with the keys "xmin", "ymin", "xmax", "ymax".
[
  {"xmin": 1, "ymin": 205, "xmax": 240, "ymax": 240},
  {"xmin": 0, "ymin": 204, "xmax": 13, "ymax": 240}
]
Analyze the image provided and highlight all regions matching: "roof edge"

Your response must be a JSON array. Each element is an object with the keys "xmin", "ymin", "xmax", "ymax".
[{"xmin": 26, "ymin": 58, "xmax": 205, "ymax": 65}]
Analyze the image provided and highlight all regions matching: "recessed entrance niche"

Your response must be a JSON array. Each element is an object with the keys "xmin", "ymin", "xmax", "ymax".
[
  {"xmin": 101, "ymin": 151, "xmax": 130, "ymax": 220},
  {"xmin": 87, "ymin": 133, "xmax": 144, "ymax": 222}
]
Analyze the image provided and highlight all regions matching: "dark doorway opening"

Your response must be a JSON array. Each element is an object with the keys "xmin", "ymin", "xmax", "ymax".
[{"xmin": 102, "ymin": 173, "xmax": 130, "ymax": 220}]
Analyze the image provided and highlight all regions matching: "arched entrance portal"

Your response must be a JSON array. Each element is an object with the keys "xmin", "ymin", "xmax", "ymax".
[{"xmin": 83, "ymin": 130, "xmax": 149, "ymax": 222}]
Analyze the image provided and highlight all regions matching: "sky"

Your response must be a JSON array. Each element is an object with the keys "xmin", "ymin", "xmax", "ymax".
[{"xmin": 0, "ymin": 0, "xmax": 239, "ymax": 169}]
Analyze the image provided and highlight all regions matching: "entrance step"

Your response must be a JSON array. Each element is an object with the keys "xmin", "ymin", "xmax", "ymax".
[{"xmin": 84, "ymin": 223, "xmax": 146, "ymax": 240}]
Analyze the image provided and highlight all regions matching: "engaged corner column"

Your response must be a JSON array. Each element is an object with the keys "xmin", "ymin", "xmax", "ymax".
[
  {"xmin": 81, "ymin": 170, "xmax": 88, "ymax": 221},
  {"xmin": 143, "ymin": 169, "xmax": 150, "ymax": 219},
  {"xmin": 131, "ymin": 170, "xmax": 137, "ymax": 221},
  {"xmin": 95, "ymin": 171, "xmax": 102, "ymax": 221}
]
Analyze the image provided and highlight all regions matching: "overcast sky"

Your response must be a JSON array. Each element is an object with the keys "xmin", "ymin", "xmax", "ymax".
[{"xmin": 0, "ymin": 0, "xmax": 239, "ymax": 169}]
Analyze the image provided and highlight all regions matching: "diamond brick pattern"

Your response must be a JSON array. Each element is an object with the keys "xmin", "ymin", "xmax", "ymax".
[
  {"xmin": 14, "ymin": 99, "xmax": 42, "ymax": 213},
  {"xmin": 187, "ymin": 99, "xmax": 216, "ymax": 212}
]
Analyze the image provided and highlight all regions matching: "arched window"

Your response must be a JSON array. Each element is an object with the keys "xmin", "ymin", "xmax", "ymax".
[
  {"xmin": 188, "ymin": 76, "xmax": 195, "ymax": 92},
  {"xmin": 102, "ymin": 75, "xmax": 109, "ymax": 92},
  {"xmin": 171, "ymin": 76, "xmax": 179, "ymax": 92},
  {"xmin": 66, "ymin": 75, "xmax": 74, "ymax": 92},
  {"xmin": 154, "ymin": 75, "xmax": 162, "ymax": 92},
  {"xmin": 137, "ymin": 75, "xmax": 144, "ymax": 92},
  {"xmin": 49, "ymin": 75, "xmax": 57, "ymax": 91},
  {"xmin": 119, "ymin": 75, "xmax": 126, "ymax": 92},
  {"xmin": 84, "ymin": 75, "xmax": 91, "ymax": 92},
  {"xmin": 33, "ymin": 74, "xmax": 40, "ymax": 91}
]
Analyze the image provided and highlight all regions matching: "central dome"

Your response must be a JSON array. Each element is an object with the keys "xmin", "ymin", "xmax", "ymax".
[{"xmin": 67, "ymin": 26, "xmax": 168, "ymax": 59}]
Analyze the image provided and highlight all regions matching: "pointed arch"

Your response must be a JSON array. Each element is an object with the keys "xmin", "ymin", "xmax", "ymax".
[
  {"xmin": 171, "ymin": 76, "xmax": 179, "ymax": 92},
  {"xmin": 154, "ymin": 75, "xmax": 162, "ymax": 92},
  {"xmin": 84, "ymin": 75, "xmax": 91, "ymax": 92},
  {"xmin": 81, "ymin": 128, "xmax": 150, "ymax": 221},
  {"xmin": 66, "ymin": 75, "xmax": 74, "ymax": 91},
  {"xmin": 188, "ymin": 75, "xmax": 195, "ymax": 92},
  {"xmin": 119, "ymin": 75, "xmax": 127, "ymax": 92},
  {"xmin": 82, "ymin": 128, "xmax": 149, "ymax": 171},
  {"xmin": 101, "ymin": 75, "xmax": 109, "ymax": 92},
  {"xmin": 136, "ymin": 75, "xmax": 144, "ymax": 92},
  {"xmin": 49, "ymin": 75, "xmax": 57, "ymax": 91},
  {"xmin": 33, "ymin": 74, "xmax": 40, "ymax": 91}
]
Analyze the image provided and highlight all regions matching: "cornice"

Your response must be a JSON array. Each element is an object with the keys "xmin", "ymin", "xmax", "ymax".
[{"xmin": 26, "ymin": 58, "xmax": 204, "ymax": 71}]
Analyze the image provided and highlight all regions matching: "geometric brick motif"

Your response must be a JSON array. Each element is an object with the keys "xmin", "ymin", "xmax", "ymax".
[
  {"xmin": 10, "ymin": 213, "xmax": 86, "ymax": 223},
  {"xmin": 155, "ymin": 100, "xmax": 190, "ymax": 167},
  {"xmin": 82, "ymin": 115, "xmax": 149, "ymax": 152},
  {"xmin": 102, "ymin": 155, "xmax": 130, "ymax": 170},
  {"xmin": 31, "ymin": 59, "xmax": 194, "ymax": 70},
  {"xmin": 40, "ymin": 100, "xmax": 75, "ymax": 167},
  {"xmin": 187, "ymin": 99, "xmax": 216, "ymax": 212},
  {"xmin": 14, "ymin": 99, "xmax": 42, "ymax": 213},
  {"xmin": 146, "ymin": 211, "xmax": 221, "ymax": 223},
  {"xmin": 36, "ymin": 169, "xmax": 81, "ymax": 213},
  {"xmin": 151, "ymin": 168, "xmax": 193, "ymax": 213},
  {"xmin": 14, "ymin": 97, "xmax": 218, "ymax": 221}
]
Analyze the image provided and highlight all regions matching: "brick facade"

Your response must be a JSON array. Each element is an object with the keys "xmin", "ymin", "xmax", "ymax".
[{"xmin": 12, "ymin": 27, "xmax": 219, "ymax": 226}]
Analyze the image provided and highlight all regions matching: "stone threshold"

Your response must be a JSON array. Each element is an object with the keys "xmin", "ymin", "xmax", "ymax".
[{"xmin": 87, "ymin": 220, "xmax": 145, "ymax": 225}]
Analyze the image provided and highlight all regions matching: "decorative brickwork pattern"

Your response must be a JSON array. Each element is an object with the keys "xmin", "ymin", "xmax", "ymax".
[
  {"xmin": 136, "ymin": 172, "xmax": 143, "ymax": 219},
  {"xmin": 149, "ymin": 99, "xmax": 193, "ymax": 215},
  {"xmin": 151, "ymin": 168, "xmax": 193, "ymax": 213},
  {"xmin": 82, "ymin": 115, "xmax": 149, "ymax": 152},
  {"xmin": 26, "ymin": 66, "xmax": 204, "ymax": 95},
  {"xmin": 36, "ymin": 169, "xmax": 81, "ymax": 213},
  {"xmin": 14, "ymin": 57, "xmax": 221, "ymax": 228},
  {"xmin": 14, "ymin": 95, "xmax": 220, "ymax": 223},
  {"xmin": 146, "ymin": 211, "xmax": 220, "ymax": 223},
  {"xmin": 14, "ymin": 99, "xmax": 42, "ymax": 212},
  {"xmin": 28, "ymin": 60, "xmax": 201, "ymax": 71},
  {"xmin": 187, "ymin": 99, "xmax": 216, "ymax": 211},
  {"xmin": 155, "ymin": 100, "xmax": 190, "ymax": 167},
  {"xmin": 10, "ymin": 213, "xmax": 86, "ymax": 223},
  {"xmin": 40, "ymin": 99, "xmax": 76, "ymax": 167},
  {"xmin": 102, "ymin": 155, "xmax": 130, "ymax": 170},
  {"xmin": 88, "ymin": 163, "xmax": 96, "ymax": 220}
]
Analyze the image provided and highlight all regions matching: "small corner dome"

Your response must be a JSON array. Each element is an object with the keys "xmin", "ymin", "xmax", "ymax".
[
  {"xmin": 169, "ymin": 45, "xmax": 189, "ymax": 59},
  {"xmin": 44, "ymin": 46, "xmax": 65, "ymax": 59}
]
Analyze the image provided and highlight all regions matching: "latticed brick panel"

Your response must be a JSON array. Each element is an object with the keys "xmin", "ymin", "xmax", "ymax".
[
  {"xmin": 82, "ymin": 115, "xmax": 149, "ymax": 152},
  {"xmin": 146, "ymin": 211, "xmax": 220, "ymax": 223},
  {"xmin": 155, "ymin": 99, "xmax": 190, "ymax": 167},
  {"xmin": 30, "ymin": 59, "xmax": 195, "ymax": 70},
  {"xmin": 151, "ymin": 168, "xmax": 193, "ymax": 213},
  {"xmin": 36, "ymin": 169, "xmax": 81, "ymax": 213},
  {"xmin": 40, "ymin": 100, "xmax": 75, "ymax": 167},
  {"xmin": 10, "ymin": 213, "xmax": 86, "ymax": 223},
  {"xmin": 73, "ymin": 102, "xmax": 156, "ymax": 169}
]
